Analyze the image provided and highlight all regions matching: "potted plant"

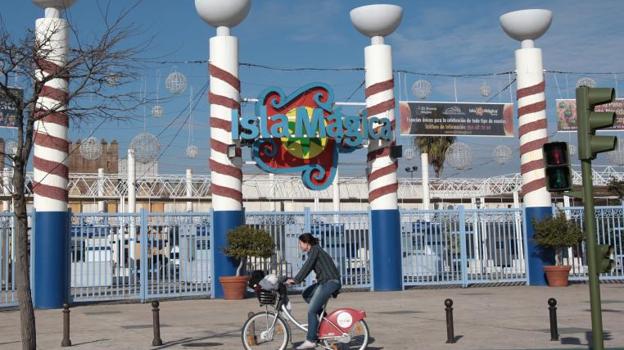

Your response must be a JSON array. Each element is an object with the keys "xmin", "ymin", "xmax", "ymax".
[
  {"xmin": 532, "ymin": 211, "xmax": 584, "ymax": 287},
  {"xmin": 220, "ymin": 225, "xmax": 274, "ymax": 300}
]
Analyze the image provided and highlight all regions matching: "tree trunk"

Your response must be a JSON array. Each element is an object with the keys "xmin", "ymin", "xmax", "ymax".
[{"xmin": 12, "ymin": 164, "xmax": 36, "ymax": 350}]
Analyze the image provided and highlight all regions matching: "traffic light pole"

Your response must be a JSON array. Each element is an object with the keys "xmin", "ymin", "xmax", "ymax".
[{"xmin": 581, "ymin": 158, "xmax": 604, "ymax": 350}]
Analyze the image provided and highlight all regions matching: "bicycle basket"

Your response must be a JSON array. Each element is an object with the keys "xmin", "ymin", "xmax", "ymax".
[{"xmin": 256, "ymin": 289, "xmax": 277, "ymax": 305}]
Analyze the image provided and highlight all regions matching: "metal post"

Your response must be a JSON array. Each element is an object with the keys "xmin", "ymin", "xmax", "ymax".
[
  {"xmin": 445, "ymin": 298, "xmax": 455, "ymax": 343},
  {"xmin": 421, "ymin": 152, "xmax": 431, "ymax": 221},
  {"xmin": 97, "ymin": 168, "xmax": 105, "ymax": 212},
  {"xmin": 128, "ymin": 149, "xmax": 136, "ymax": 261},
  {"xmin": 582, "ymin": 159, "xmax": 605, "ymax": 350},
  {"xmin": 151, "ymin": 301, "xmax": 163, "ymax": 346},
  {"xmin": 548, "ymin": 298, "xmax": 559, "ymax": 341},
  {"xmin": 61, "ymin": 303, "xmax": 71, "ymax": 347},
  {"xmin": 186, "ymin": 169, "xmax": 193, "ymax": 212}
]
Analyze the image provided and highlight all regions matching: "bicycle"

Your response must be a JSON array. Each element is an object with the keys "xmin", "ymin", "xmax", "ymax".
[{"xmin": 241, "ymin": 278, "xmax": 370, "ymax": 350}]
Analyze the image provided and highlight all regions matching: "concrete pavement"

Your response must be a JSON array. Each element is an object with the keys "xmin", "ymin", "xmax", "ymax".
[{"xmin": 1, "ymin": 284, "xmax": 623, "ymax": 349}]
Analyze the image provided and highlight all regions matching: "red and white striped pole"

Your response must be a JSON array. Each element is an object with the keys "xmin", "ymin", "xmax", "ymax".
[
  {"xmin": 351, "ymin": 4, "xmax": 403, "ymax": 291},
  {"xmin": 500, "ymin": 9, "xmax": 554, "ymax": 285},
  {"xmin": 195, "ymin": 0, "xmax": 250, "ymax": 298},
  {"xmin": 32, "ymin": 0, "xmax": 76, "ymax": 308}
]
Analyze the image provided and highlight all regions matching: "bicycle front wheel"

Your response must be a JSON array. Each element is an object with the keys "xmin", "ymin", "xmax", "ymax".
[
  {"xmin": 241, "ymin": 311, "xmax": 290, "ymax": 350},
  {"xmin": 321, "ymin": 319, "xmax": 369, "ymax": 350}
]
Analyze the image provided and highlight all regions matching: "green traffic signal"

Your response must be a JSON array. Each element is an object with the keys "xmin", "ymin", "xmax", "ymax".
[
  {"xmin": 576, "ymin": 87, "xmax": 617, "ymax": 160},
  {"xmin": 596, "ymin": 244, "xmax": 615, "ymax": 274},
  {"xmin": 543, "ymin": 142, "xmax": 572, "ymax": 192}
]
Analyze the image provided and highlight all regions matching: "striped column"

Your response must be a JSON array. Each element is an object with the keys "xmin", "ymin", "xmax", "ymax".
[
  {"xmin": 364, "ymin": 42, "xmax": 402, "ymax": 291},
  {"xmin": 208, "ymin": 31, "xmax": 244, "ymax": 298},
  {"xmin": 515, "ymin": 46, "xmax": 554, "ymax": 285},
  {"xmin": 33, "ymin": 7, "xmax": 71, "ymax": 308}
]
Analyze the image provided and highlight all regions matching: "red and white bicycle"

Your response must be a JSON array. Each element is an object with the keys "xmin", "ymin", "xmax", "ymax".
[{"xmin": 241, "ymin": 278, "xmax": 369, "ymax": 350}]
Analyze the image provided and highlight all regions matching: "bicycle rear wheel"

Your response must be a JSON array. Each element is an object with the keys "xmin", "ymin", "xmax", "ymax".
[
  {"xmin": 241, "ymin": 311, "xmax": 290, "ymax": 350},
  {"xmin": 321, "ymin": 319, "xmax": 369, "ymax": 350}
]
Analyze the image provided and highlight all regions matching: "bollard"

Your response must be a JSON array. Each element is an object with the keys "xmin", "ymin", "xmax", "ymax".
[
  {"xmin": 548, "ymin": 298, "xmax": 559, "ymax": 341},
  {"xmin": 246, "ymin": 311, "xmax": 257, "ymax": 346},
  {"xmin": 445, "ymin": 298, "xmax": 455, "ymax": 344},
  {"xmin": 152, "ymin": 301, "xmax": 163, "ymax": 346},
  {"xmin": 61, "ymin": 303, "xmax": 72, "ymax": 347}
]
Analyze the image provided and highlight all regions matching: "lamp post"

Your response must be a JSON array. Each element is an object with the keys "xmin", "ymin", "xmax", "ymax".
[
  {"xmin": 500, "ymin": 9, "xmax": 553, "ymax": 285},
  {"xmin": 195, "ymin": 0, "xmax": 250, "ymax": 298},
  {"xmin": 351, "ymin": 4, "xmax": 403, "ymax": 291},
  {"xmin": 32, "ymin": 0, "xmax": 76, "ymax": 309}
]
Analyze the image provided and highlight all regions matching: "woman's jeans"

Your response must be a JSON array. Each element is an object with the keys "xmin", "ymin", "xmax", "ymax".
[{"xmin": 303, "ymin": 280, "xmax": 341, "ymax": 342}]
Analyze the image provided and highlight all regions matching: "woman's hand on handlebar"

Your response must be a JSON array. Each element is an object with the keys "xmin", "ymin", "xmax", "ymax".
[{"xmin": 285, "ymin": 278, "xmax": 296, "ymax": 286}]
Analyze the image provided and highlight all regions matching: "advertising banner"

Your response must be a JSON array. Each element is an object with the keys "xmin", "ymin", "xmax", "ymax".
[
  {"xmin": 399, "ymin": 101, "xmax": 514, "ymax": 137},
  {"xmin": 556, "ymin": 98, "xmax": 624, "ymax": 131}
]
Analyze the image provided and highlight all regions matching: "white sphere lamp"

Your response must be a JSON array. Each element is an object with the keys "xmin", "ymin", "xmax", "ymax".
[
  {"xmin": 499, "ymin": 9, "xmax": 552, "ymax": 48},
  {"xmin": 195, "ymin": 0, "xmax": 251, "ymax": 36},
  {"xmin": 350, "ymin": 4, "xmax": 403, "ymax": 45}
]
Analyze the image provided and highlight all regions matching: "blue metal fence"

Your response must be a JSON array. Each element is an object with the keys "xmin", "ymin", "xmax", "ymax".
[
  {"xmin": 70, "ymin": 211, "xmax": 212, "ymax": 303},
  {"xmin": 401, "ymin": 207, "xmax": 527, "ymax": 287},
  {"xmin": 0, "ymin": 213, "xmax": 15, "ymax": 307},
  {"xmin": 4, "ymin": 205, "xmax": 624, "ymax": 308},
  {"xmin": 561, "ymin": 206, "xmax": 624, "ymax": 282}
]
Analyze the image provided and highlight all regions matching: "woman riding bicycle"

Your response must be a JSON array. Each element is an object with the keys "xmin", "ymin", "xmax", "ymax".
[{"xmin": 286, "ymin": 233, "xmax": 341, "ymax": 350}]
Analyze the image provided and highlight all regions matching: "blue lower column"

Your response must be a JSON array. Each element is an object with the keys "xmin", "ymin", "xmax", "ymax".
[
  {"xmin": 370, "ymin": 209, "xmax": 402, "ymax": 291},
  {"xmin": 212, "ymin": 210, "xmax": 243, "ymax": 298},
  {"xmin": 34, "ymin": 211, "xmax": 70, "ymax": 309},
  {"xmin": 525, "ymin": 206, "xmax": 555, "ymax": 286}
]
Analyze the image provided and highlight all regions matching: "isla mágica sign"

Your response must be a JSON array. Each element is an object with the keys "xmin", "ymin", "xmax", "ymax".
[{"xmin": 232, "ymin": 83, "xmax": 392, "ymax": 190}]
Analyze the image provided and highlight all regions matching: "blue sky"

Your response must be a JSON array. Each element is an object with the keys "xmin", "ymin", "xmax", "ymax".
[{"xmin": 1, "ymin": 0, "xmax": 623, "ymax": 178}]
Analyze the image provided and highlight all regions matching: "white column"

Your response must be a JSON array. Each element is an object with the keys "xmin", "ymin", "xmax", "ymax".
[
  {"xmin": 186, "ymin": 168, "xmax": 193, "ymax": 212},
  {"xmin": 128, "ymin": 149, "xmax": 136, "ymax": 260},
  {"xmin": 3, "ymin": 168, "xmax": 10, "ymax": 212},
  {"xmin": 97, "ymin": 168, "xmax": 105, "ymax": 212},
  {"xmin": 333, "ymin": 168, "xmax": 340, "ymax": 223},
  {"xmin": 269, "ymin": 173, "xmax": 276, "ymax": 211}
]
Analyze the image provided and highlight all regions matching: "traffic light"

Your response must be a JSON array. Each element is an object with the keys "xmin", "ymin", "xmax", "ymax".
[
  {"xmin": 542, "ymin": 142, "xmax": 572, "ymax": 192},
  {"xmin": 597, "ymin": 244, "xmax": 615, "ymax": 274},
  {"xmin": 576, "ymin": 87, "xmax": 617, "ymax": 160}
]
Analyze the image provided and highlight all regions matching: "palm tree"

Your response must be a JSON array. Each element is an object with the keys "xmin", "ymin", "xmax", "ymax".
[{"xmin": 415, "ymin": 136, "xmax": 456, "ymax": 177}]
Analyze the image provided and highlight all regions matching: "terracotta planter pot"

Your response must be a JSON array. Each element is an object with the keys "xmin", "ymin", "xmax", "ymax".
[
  {"xmin": 219, "ymin": 276, "xmax": 250, "ymax": 300},
  {"xmin": 544, "ymin": 265, "xmax": 571, "ymax": 287}
]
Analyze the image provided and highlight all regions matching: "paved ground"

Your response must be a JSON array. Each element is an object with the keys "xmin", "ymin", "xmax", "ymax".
[{"xmin": 1, "ymin": 284, "xmax": 624, "ymax": 350}]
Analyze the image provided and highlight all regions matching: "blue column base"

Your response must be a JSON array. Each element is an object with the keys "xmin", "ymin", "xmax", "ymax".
[
  {"xmin": 212, "ymin": 210, "xmax": 244, "ymax": 298},
  {"xmin": 525, "ymin": 206, "xmax": 555, "ymax": 286},
  {"xmin": 34, "ymin": 211, "xmax": 70, "ymax": 309},
  {"xmin": 370, "ymin": 209, "xmax": 402, "ymax": 291}
]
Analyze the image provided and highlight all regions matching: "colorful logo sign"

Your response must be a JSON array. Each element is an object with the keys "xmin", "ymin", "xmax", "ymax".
[{"xmin": 232, "ymin": 83, "xmax": 392, "ymax": 190}]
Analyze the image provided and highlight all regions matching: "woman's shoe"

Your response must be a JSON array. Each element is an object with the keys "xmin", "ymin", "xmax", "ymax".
[{"xmin": 295, "ymin": 340, "xmax": 317, "ymax": 349}]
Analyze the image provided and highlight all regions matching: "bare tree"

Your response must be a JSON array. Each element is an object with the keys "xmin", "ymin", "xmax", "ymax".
[{"xmin": 0, "ymin": 2, "xmax": 144, "ymax": 348}]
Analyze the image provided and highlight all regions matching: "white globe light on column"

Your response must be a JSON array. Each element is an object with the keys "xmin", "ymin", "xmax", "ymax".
[
  {"xmin": 33, "ymin": 0, "xmax": 77, "ymax": 9},
  {"xmin": 350, "ymin": 4, "xmax": 403, "ymax": 44},
  {"xmin": 195, "ymin": 0, "xmax": 251, "ymax": 29}
]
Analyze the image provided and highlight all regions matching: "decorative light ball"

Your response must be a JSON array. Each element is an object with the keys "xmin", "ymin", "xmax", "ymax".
[
  {"xmin": 404, "ymin": 147, "xmax": 414, "ymax": 160},
  {"xmin": 130, "ymin": 132, "xmax": 160, "ymax": 163},
  {"xmin": 152, "ymin": 105, "xmax": 164, "ymax": 118},
  {"xmin": 186, "ymin": 145, "xmax": 199, "ymax": 159},
  {"xmin": 576, "ymin": 77, "xmax": 597, "ymax": 88},
  {"xmin": 165, "ymin": 70, "xmax": 187, "ymax": 95},
  {"xmin": 492, "ymin": 145, "xmax": 512, "ymax": 165},
  {"xmin": 568, "ymin": 144, "xmax": 577, "ymax": 157},
  {"xmin": 445, "ymin": 142, "xmax": 473, "ymax": 170},
  {"xmin": 480, "ymin": 82, "xmax": 492, "ymax": 97},
  {"xmin": 79, "ymin": 136, "xmax": 103, "ymax": 160},
  {"xmin": 607, "ymin": 141, "xmax": 624, "ymax": 166},
  {"xmin": 5, "ymin": 140, "xmax": 18, "ymax": 157},
  {"xmin": 412, "ymin": 79, "xmax": 432, "ymax": 100}
]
